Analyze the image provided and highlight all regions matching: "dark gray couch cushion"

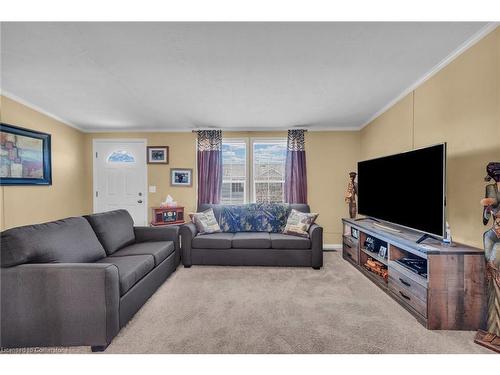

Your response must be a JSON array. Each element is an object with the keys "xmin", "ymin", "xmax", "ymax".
[
  {"xmin": 270, "ymin": 233, "xmax": 311, "ymax": 249},
  {"xmin": 96, "ymin": 254, "xmax": 154, "ymax": 296},
  {"xmin": 232, "ymin": 232, "xmax": 271, "ymax": 249},
  {"xmin": 192, "ymin": 233, "xmax": 234, "ymax": 249},
  {"xmin": 111, "ymin": 241, "xmax": 174, "ymax": 266},
  {"xmin": 85, "ymin": 210, "xmax": 135, "ymax": 255},
  {"xmin": 1, "ymin": 217, "xmax": 106, "ymax": 267}
]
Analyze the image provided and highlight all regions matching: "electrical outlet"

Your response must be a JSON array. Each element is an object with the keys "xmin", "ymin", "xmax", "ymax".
[{"xmin": 149, "ymin": 185, "xmax": 156, "ymax": 193}]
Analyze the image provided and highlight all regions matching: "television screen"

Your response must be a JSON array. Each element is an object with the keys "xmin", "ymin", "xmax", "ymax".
[{"xmin": 357, "ymin": 144, "xmax": 446, "ymax": 237}]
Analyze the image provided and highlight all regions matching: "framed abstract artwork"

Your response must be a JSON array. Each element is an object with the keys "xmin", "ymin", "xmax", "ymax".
[{"xmin": 0, "ymin": 123, "xmax": 52, "ymax": 185}]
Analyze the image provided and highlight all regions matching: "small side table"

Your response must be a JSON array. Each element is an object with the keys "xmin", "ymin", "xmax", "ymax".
[{"xmin": 151, "ymin": 206, "xmax": 185, "ymax": 226}]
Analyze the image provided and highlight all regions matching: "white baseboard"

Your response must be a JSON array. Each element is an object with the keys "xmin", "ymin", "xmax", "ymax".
[{"xmin": 323, "ymin": 244, "xmax": 342, "ymax": 251}]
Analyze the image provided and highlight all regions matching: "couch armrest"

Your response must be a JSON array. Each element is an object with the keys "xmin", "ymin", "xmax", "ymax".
[
  {"xmin": 179, "ymin": 222, "xmax": 198, "ymax": 267},
  {"xmin": 309, "ymin": 224, "xmax": 323, "ymax": 269},
  {"xmin": 1, "ymin": 263, "xmax": 120, "ymax": 349},
  {"xmin": 134, "ymin": 226, "xmax": 181, "ymax": 266}
]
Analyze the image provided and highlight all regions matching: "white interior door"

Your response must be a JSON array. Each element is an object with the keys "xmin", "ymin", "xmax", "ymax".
[{"xmin": 93, "ymin": 139, "xmax": 147, "ymax": 226}]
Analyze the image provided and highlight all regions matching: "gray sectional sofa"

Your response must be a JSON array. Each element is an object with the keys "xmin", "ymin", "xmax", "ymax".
[
  {"xmin": 181, "ymin": 204, "xmax": 323, "ymax": 269},
  {"xmin": 0, "ymin": 209, "xmax": 180, "ymax": 351}
]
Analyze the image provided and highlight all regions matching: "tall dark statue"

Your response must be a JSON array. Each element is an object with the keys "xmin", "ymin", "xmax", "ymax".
[
  {"xmin": 475, "ymin": 162, "xmax": 500, "ymax": 352},
  {"xmin": 345, "ymin": 172, "xmax": 358, "ymax": 219}
]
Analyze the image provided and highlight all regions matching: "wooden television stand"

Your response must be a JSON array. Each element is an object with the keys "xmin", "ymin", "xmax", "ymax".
[{"xmin": 342, "ymin": 218, "xmax": 486, "ymax": 331}]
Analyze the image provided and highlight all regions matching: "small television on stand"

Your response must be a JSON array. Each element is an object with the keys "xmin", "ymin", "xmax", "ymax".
[{"xmin": 357, "ymin": 143, "xmax": 446, "ymax": 243}]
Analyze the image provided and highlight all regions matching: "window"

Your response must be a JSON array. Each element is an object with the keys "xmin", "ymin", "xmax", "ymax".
[
  {"xmin": 220, "ymin": 138, "xmax": 287, "ymax": 204},
  {"xmin": 221, "ymin": 140, "xmax": 247, "ymax": 204},
  {"xmin": 252, "ymin": 140, "xmax": 287, "ymax": 203}
]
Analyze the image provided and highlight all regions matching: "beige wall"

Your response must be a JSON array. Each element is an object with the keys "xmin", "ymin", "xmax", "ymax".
[
  {"xmin": 307, "ymin": 132, "xmax": 360, "ymax": 243},
  {"xmin": 84, "ymin": 132, "xmax": 198, "ymax": 221},
  {"xmin": 0, "ymin": 95, "xmax": 91, "ymax": 230},
  {"xmin": 360, "ymin": 27, "xmax": 500, "ymax": 248},
  {"xmin": 87, "ymin": 130, "xmax": 360, "ymax": 244},
  {"xmin": 360, "ymin": 93, "xmax": 414, "ymax": 159}
]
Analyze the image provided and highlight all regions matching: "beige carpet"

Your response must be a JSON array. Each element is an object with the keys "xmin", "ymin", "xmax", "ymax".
[{"xmin": 1, "ymin": 251, "xmax": 490, "ymax": 354}]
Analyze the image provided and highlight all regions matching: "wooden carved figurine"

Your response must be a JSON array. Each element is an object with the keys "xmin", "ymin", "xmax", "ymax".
[
  {"xmin": 475, "ymin": 162, "xmax": 500, "ymax": 353},
  {"xmin": 345, "ymin": 172, "xmax": 358, "ymax": 219}
]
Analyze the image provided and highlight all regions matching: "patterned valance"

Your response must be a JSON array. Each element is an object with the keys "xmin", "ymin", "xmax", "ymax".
[
  {"xmin": 287, "ymin": 129, "xmax": 306, "ymax": 151},
  {"xmin": 196, "ymin": 130, "xmax": 222, "ymax": 151}
]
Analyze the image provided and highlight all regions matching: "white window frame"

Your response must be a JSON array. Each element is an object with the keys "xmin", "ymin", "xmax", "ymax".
[
  {"xmin": 250, "ymin": 137, "xmax": 287, "ymax": 204},
  {"xmin": 219, "ymin": 137, "xmax": 287, "ymax": 204},
  {"xmin": 221, "ymin": 138, "xmax": 249, "ymax": 204}
]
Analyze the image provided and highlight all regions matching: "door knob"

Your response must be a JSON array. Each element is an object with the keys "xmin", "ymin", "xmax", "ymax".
[{"xmin": 137, "ymin": 200, "xmax": 143, "ymax": 203}]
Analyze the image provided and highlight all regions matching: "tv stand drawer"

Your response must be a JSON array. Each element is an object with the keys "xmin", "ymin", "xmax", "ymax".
[
  {"xmin": 343, "ymin": 242, "xmax": 358, "ymax": 264},
  {"xmin": 389, "ymin": 279, "xmax": 427, "ymax": 318},
  {"xmin": 388, "ymin": 267, "xmax": 427, "ymax": 302}
]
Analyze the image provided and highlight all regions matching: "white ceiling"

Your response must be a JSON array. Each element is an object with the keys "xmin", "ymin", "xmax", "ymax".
[{"xmin": 0, "ymin": 22, "xmax": 493, "ymax": 132}]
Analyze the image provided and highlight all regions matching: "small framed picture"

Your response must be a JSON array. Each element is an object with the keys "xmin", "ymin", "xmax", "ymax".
[
  {"xmin": 170, "ymin": 168, "xmax": 192, "ymax": 187},
  {"xmin": 378, "ymin": 246, "xmax": 387, "ymax": 259},
  {"xmin": 147, "ymin": 146, "xmax": 168, "ymax": 164}
]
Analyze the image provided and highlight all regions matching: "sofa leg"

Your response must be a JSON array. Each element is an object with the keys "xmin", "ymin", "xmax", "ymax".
[
  {"xmin": 184, "ymin": 265, "xmax": 192, "ymax": 268},
  {"xmin": 91, "ymin": 344, "xmax": 108, "ymax": 352},
  {"xmin": 312, "ymin": 266, "xmax": 321, "ymax": 270}
]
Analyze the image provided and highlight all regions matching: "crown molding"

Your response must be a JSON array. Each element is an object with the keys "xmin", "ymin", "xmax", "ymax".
[
  {"xmin": 85, "ymin": 125, "xmax": 362, "ymax": 133},
  {"xmin": 357, "ymin": 22, "xmax": 499, "ymax": 130},
  {"xmin": 1, "ymin": 90, "xmax": 85, "ymax": 132}
]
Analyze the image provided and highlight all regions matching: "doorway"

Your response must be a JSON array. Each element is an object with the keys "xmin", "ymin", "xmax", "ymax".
[{"xmin": 93, "ymin": 139, "xmax": 148, "ymax": 226}]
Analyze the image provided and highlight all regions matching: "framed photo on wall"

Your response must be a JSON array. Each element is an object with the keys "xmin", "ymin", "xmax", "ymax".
[
  {"xmin": 0, "ymin": 123, "xmax": 52, "ymax": 185},
  {"xmin": 170, "ymin": 168, "xmax": 192, "ymax": 187},
  {"xmin": 147, "ymin": 146, "xmax": 169, "ymax": 164}
]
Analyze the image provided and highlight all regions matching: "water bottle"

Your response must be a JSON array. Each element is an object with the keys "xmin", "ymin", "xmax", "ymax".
[{"xmin": 443, "ymin": 221, "xmax": 452, "ymax": 244}]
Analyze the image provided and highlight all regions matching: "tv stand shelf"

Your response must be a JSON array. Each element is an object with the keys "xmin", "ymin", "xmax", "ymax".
[
  {"xmin": 360, "ymin": 247, "xmax": 388, "ymax": 266},
  {"xmin": 342, "ymin": 218, "xmax": 486, "ymax": 330}
]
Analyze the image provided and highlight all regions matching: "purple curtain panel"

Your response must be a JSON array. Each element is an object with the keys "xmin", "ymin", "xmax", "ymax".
[
  {"xmin": 196, "ymin": 130, "xmax": 223, "ymax": 207},
  {"xmin": 284, "ymin": 130, "xmax": 308, "ymax": 204}
]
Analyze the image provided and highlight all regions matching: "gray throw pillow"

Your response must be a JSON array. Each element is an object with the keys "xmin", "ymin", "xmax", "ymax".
[
  {"xmin": 190, "ymin": 209, "xmax": 222, "ymax": 235},
  {"xmin": 282, "ymin": 209, "xmax": 318, "ymax": 238}
]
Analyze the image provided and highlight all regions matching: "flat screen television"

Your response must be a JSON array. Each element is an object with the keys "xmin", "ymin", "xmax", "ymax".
[{"xmin": 357, "ymin": 143, "xmax": 446, "ymax": 238}]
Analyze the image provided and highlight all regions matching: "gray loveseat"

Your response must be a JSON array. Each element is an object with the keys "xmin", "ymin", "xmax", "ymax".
[
  {"xmin": 181, "ymin": 204, "xmax": 323, "ymax": 269},
  {"xmin": 0, "ymin": 209, "xmax": 180, "ymax": 351}
]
